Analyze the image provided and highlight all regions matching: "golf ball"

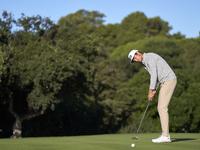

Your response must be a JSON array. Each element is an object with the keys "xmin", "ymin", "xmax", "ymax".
[{"xmin": 131, "ymin": 143, "xmax": 135, "ymax": 147}]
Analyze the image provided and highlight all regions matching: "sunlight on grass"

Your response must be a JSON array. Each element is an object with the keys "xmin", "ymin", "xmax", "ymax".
[{"xmin": 0, "ymin": 133, "xmax": 199, "ymax": 150}]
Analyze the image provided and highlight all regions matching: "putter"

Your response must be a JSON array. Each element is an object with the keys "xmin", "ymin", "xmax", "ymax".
[{"xmin": 132, "ymin": 100, "xmax": 150, "ymax": 140}]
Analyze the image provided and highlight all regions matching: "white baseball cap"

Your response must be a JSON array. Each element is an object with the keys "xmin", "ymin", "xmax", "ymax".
[{"xmin": 128, "ymin": 50, "xmax": 138, "ymax": 64}]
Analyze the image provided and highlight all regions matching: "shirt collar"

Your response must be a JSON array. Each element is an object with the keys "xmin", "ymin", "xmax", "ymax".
[{"xmin": 142, "ymin": 53, "xmax": 146, "ymax": 65}]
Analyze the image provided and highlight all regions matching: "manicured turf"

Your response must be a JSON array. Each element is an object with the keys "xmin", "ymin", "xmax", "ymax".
[{"xmin": 0, "ymin": 133, "xmax": 199, "ymax": 150}]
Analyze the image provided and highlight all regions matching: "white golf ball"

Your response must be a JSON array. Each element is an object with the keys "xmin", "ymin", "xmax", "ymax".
[{"xmin": 131, "ymin": 143, "xmax": 135, "ymax": 147}]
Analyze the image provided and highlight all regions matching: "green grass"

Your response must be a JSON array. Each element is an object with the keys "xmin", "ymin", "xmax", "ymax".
[{"xmin": 0, "ymin": 133, "xmax": 200, "ymax": 150}]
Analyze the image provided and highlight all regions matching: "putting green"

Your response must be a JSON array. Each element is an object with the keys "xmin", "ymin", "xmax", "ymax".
[{"xmin": 0, "ymin": 133, "xmax": 199, "ymax": 150}]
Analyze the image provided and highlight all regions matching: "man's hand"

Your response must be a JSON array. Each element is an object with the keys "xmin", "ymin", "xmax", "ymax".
[{"xmin": 148, "ymin": 89, "xmax": 156, "ymax": 101}]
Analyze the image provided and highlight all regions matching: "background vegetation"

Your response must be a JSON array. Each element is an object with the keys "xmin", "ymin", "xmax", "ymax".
[{"xmin": 0, "ymin": 9, "xmax": 199, "ymax": 138}]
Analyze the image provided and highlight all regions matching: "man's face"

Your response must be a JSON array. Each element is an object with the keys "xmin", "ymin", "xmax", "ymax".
[{"xmin": 132, "ymin": 52, "xmax": 143, "ymax": 62}]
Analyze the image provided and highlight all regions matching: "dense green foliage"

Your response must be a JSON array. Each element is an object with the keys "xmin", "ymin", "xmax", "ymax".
[
  {"xmin": 0, "ymin": 49, "xmax": 4, "ymax": 82},
  {"xmin": 0, "ymin": 10, "xmax": 199, "ymax": 138}
]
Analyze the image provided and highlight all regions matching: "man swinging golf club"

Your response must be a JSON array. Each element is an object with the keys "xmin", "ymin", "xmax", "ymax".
[{"xmin": 128, "ymin": 50, "xmax": 177, "ymax": 143}]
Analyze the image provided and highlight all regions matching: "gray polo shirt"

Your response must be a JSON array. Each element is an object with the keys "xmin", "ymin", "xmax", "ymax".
[{"xmin": 142, "ymin": 53, "xmax": 177, "ymax": 90}]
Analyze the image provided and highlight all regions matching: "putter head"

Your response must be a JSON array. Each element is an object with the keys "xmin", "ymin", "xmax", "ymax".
[{"xmin": 132, "ymin": 137, "xmax": 138, "ymax": 140}]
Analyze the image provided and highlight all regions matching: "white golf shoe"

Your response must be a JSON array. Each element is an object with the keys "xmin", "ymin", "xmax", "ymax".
[{"xmin": 152, "ymin": 135, "xmax": 171, "ymax": 143}]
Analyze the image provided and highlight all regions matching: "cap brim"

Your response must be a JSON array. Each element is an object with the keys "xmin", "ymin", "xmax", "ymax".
[{"xmin": 130, "ymin": 60, "xmax": 134, "ymax": 65}]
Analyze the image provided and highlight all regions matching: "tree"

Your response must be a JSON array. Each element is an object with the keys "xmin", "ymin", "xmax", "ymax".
[
  {"xmin": 177, "ymin": 38, "xmax": 200, "ymax": 71},
  {"xmin": 117, "ymin": 11, "xmax": 148, "ymax": 45},
  {"xmin": 146, "ymin": 17, "xmax": 172, "ymax": 36},
  {"xmin": 96, "ymin": 23, "xmax": 120, "ymax": 49},
  {"xmin": 169, "ymin": 69, "xmax": 200, "ymax": 133},
  {"xmin": 0, "ymin": 11, "xmax": 14, "ymax": 82},
  {"xmin": 170, "ymin": 32, "xmax": 185, "ymax": 39},
  {"xmin": 116, "ymin": 12, "xmax": 172, "ymax": 46},
  {"xmin": 1, "ymin": 12, "xmax": 99, "ymax": 138},
  {"xmin": 0, "ymin": 48, "xmax": 4, "ymax": 82},
  {"xmin": 93, "ymin": 58, "xmax": 128, "ymax": 132},
  {"xmin": 58, "ymin": 9, "xmax": 105, "ymax": 35}
]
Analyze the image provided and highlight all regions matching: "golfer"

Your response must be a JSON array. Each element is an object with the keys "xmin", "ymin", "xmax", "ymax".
[{"xmin": 128, "ymin": 50, "xmax": 177, "ymax": 143}]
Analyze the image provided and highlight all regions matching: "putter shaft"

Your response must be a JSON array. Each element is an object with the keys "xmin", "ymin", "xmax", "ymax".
[
  {"xmin": 137, "ymin": 100, "xmax": 150, "ymax": 134},
  {"xmin": 132, "ymin": 100, "xmax": 150, "ymax": 139}
]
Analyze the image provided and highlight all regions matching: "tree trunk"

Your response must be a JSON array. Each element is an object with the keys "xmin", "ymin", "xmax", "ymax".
[
  {"xmin": 8, "ymin": 89, "xmax": 44, "ymax": 138},
  {"xmin": 10, "ymin": 117, "xmax": 22, "ymax": 138},
  {"xmin": 7, "ymin": 90, "xmax": 22, "ymax": 138}
]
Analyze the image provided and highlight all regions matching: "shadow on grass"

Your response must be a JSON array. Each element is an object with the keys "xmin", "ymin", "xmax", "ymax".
[{"xmin": 171, "ymin": 138, "xmax": 196, "ymax": 142}]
